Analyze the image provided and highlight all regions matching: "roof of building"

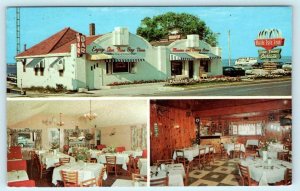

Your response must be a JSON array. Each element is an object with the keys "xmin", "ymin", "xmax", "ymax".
[
  {"xmin": 16, "ymin": 27, "xmax": 102, "ymax": 57},
  {"xmin": 150, "ymin": 40, "xmax": 175, "ymax": 47}
]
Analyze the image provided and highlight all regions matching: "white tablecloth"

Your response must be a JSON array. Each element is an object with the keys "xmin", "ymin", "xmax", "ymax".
[
  {"xmin": 7, "ymin": 170, "xmax": 29, "ymax": 183},
  {"xmin": 89, "ymin": 150, "xmax": 103, "ymax": 158},
  {"xmin": 40, "ymin": 152, "xmax": 75, "ymax": 169},
  {"xmin": 138, "ymin": 158, "xmax": 147, "ymax": 176},
  {"xmin": 172, "ymin": 145, "xmax": 213, "ymax": 162},
  {"xmin": 259, "ymin": 148, "xmax": 290, "ymax": 159},
  {"xmin": 269, "ymin": 143, "xmax": 284, "ymax": 150},
  {"xmin": 96, "ymin": 153, "xmax": 129, "ymax": 170},
  {"xmin": 241, "ymin": 158, "xmax": 292, "ymax": 185},
  {"xmin": 52, "ymin": 162, "xmax": 107, "ymax": 185},
  {"xmin": 112, "ymin": 179, "xmax": 146, "ymax": 187},
  {"xmin": 123, "ymin": 150, "xmax": 143, "ymax": 158},
  {"xmin": 150, "ymin": 163, "xmax": 185, "ymax": 186},
  {"xmin": 246, "ymin": 140, "xmax": 259, "ymax": 147},
  {"xmin": 224, "ymin": 143, "xmax": 246, "ymax": 155}
]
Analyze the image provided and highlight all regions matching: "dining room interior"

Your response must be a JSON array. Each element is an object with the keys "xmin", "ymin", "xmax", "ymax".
[
  {"xmin": 7, "ymin": 99, "xmax": 148, "ymax": 187},
  {"xmin": 150, "ymin": 99, "xmax": 292, "ymax": 186}
]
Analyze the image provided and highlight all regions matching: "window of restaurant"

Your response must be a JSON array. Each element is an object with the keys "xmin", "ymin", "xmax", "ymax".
[
  {"xmin": 231, "ymin": 122, "xmax": 263, "ymax": 135},
  {"xmin": 40, "ymin": 68, "xmax": 44, "ymax": 76},
  {"xmin": 200, "ymin": 60, "xmax": 210, "ymax": 72},
  {"xmin": 59, "ymin": 69, "xmax": 64, "ymax": 77},
  {"xmin": 113, "ymin": 62, "xmax": 129, "ymax": 73},
  {"xmin": 34, "ymin": 68, "xmax": 38, "ymax": 76},
  {"xmin": 22, "ymin": 63, "xmax": 26, "ymax": 72},
  {"xmin": 171, "ymin": 61, "xmax": 183, "ymax": 75}
]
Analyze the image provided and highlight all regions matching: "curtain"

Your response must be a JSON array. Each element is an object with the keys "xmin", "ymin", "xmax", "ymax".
[{"xmin": 131, "ymin": 124, "xmax": 147, "ymax": 150}]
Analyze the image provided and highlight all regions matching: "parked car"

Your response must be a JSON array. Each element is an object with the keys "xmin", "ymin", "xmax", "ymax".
[{"xmin": 223, "ymin": 66, "xmax": 245, "ymax": 77}]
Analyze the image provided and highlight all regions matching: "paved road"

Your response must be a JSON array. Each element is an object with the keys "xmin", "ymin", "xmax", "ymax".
[{"xmin": 150, "ymin": 80, "xmax": 291, "ymax": 96}]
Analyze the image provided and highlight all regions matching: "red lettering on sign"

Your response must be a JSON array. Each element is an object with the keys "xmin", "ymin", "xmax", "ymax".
[{"xmin": 254, "ymin": 38, "xmax": 285, "ymax": 50}]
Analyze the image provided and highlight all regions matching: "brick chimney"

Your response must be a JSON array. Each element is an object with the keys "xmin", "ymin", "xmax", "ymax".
[{"xmin": 89, "ymin": 23, "xmax": 95, "ymax": 36}]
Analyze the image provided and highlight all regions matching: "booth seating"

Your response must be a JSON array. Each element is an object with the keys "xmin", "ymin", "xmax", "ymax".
[
  {"xmin": 142, "ymin": 149, "xmax": 147, "ymax": 158},
  {"xmin": 8, "ymin": 180, "xmax": 36, "ymax": 187},
  {"xmin": 115, "ymin": 147, "xmax": 126, "ymax": 153},
  {"xmin": 8, "ymin": 146, "xmax": 23, "ymax": 160},
  {"xmin": 7, "ymin": 160, "xmax": 27, "ymax": 172},
  {"xmin": 96, "ymin": 144, "xmax": 107, "ymax": 150}
]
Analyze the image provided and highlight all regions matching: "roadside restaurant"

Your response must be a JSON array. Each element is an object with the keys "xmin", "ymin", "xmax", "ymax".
[{"xmin": 15, "ymin": 23, "xmax": 222, "ymax": 90}]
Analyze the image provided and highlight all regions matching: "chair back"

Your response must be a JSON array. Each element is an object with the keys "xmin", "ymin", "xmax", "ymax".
[
  {"xmin": 98, "ymin": 165, "xmax": 106, "ymax": 186},
  {"xmin": 63, "ymin": 145, "xmax": 70, "ymax": 154},
  {"xmin": 234, "ymin": 144, "xmax": 241, "ymax": 151},
  {"xmin": 80, "ymin": 178, "xmax": 97, "ymax": 187},
  {"xmin": 199, "ymin": 148, "xmax": 206, "ymax": 156},
  {"xmin": 59, "ymin": 157, "xmax": 71, "ymax": 165},
  {"xmin": 60, "ymin": 170, "xmax": 79, "ymax": 187},
  {"xmin": 132, "ymin": 173, "xmax": 147, "ymax": 182},
  {"xmin": 278, "ymin": 151, "xmax": 289, "ymax": 161},
  {"xmin": 8, "ymin": 180, "xmax": 36, "ymax": 187},
  {"xmin": 150, "ymin": 177, "xmax": 168, "ymax": 186},
  {"xmin": 7, "ymin": 160, "xmax": 27, "ymax": 171},
  {"xmin": 105, "ymin": 156, "xmax": 116, "ymax": 164},
  {"xmin": 285, "ymin": 168, "xmax": 292, "ymax": 185},
  {"xmin": 157, "ymin": 159, "xmax": 174, "ymax": 165},
  {"xmin": 96, "ymin": 144, "xmax": 106, "ymax": 150},
  {"xmin": 142, "ymin": 149, "xmax": 147, "ymax": 158},
  {"xmin": 175, "ymin": 150, "xmax": 184, "ymax": 158},
  {"xmin": 237, "ymin": 163, "xmax": 251, "ymax": 186},
  {"xmin": 115, "ymin": 146, "xmax": 126, "ymax": 153}
]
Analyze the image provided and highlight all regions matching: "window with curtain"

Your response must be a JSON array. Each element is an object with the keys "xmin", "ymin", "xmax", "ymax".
[
  {"xmin": 130, "ymin": 124, "xmax": 147, "ymax": 150},
  {"xmin": 231, "ymin": 122, "xmax": 263, "ymax": 135}
]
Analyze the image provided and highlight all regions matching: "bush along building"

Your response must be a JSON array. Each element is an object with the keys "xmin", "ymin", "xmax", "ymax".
[{"xmin": 16, "ymin": 24, "xmax": 222, "ymax": 90}]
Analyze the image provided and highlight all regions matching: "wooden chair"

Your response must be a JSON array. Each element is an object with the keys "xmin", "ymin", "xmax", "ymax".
[
  {"xmin": 87, "ymin": 158, "xmax": 97, "ymax": 163},
  {"xmin": 284, "ymin": 168, "xmax": 292, "ymax": 185},
  {"xmin": 150, "ymin": 177, "xmax": 168, "ymax": 186},
  {"xmin": 193, "ymin": 148, "xmax": 206, "ymax": 170},
  {"xmin": 220, "ymin": 143, "xmax": 227, "ymax": 158},
  {"xmin": 132, "ymin": 173, "xmax": 147, "ymax": 182},
  {"xmin": 175, "ymin": 150, "xmax": 189, "ymax": 166},
  {"xmin": 237, "ymin": 163, "xmax": 258, "ymax": 186},
  {"xmin": 278, "ymin": 151, "xmax": 289, "ymax": 161},
  {"xmin": 205, "ymin": 146, "xmax": 214, "ymax": 166},
  {"xmin": 233, "ymin": 144, "xmax": 241, "ymax": 158},
  {"xmin": 60, "ymin": 170, "xmax": 79, "ymax": 187},
  {"xmin": 63, "ymin": 145, "xmax": 70, "ymax": 154},
  {"xmin": 80, "ymin": 178, "xmax": 97, "ymax": 187},
  {"xmin": 157, "ymin": 159, "xmax": 174, "ymax": 165},
  {"xmin": 97, "ymin": 165, "xmax": 107, "ymax": 186},
  {"xmin": 184, "ymin": 162, "xmax": 191, "ymax": 186},
  {"xmin": 34, "ymin": 154, "xmax": 47, "ymax": 179},
  {"xmin": 105, "ymin": 156, "xmax": 118, "ymax": 176},
  {"xmin": 59, "ymin": 157, "xmax": 71, "ymax": 165},
  {"xmin": 127, "ymin": 155, "xmax": 139, "ymax": 175}
]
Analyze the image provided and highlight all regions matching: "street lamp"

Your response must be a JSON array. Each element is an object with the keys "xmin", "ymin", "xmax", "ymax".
[{"xmin": 228, "ymin": 30, "xmax": 231, "ymax": 66}]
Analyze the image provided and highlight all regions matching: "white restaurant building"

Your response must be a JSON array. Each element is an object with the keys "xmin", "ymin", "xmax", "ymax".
[{"xmin": 16, "ymin": 24, "xmax": 222, "ymax": 90}]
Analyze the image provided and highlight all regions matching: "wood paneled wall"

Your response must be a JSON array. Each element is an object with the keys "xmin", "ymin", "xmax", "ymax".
[{"xmin": 150, "ymin": 103, "xmax": 195, "ymax": 164}]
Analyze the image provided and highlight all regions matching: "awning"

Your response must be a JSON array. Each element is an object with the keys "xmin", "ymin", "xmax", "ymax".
[
  {"xmin": 49, "ymin": 57, "xmax": 64, "ymax": 70},
  {"xmin": 202, "ymin": 53, "xmax": 221, "ymax": 59},
  {"xmin": 170, "ymin": 53, "xmax": 194, "ymax": 61},
  {"xmin": 187, "ymin": 52, "xmax": 210, "ymax": 59},
  {"xmin": 106, "ymin": 54, "xmax": 145, "ymax": 62},
  {"xmin": 26, "ymin": 58, "xmax": 43, "ymax": 68},
  {"xmin": 88, "ymin": 54, "xmax": 112, "ymax": 61}
]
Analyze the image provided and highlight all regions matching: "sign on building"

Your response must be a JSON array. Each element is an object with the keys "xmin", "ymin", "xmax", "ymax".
[{"xmin": 76, "ymin": 33, "xmax": 86, "ymax": 57}]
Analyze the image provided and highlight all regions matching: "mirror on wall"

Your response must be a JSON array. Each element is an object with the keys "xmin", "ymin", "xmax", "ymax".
[{"xmin": 48, "ymin": 128, "xmax": 60, "ymax": 149}]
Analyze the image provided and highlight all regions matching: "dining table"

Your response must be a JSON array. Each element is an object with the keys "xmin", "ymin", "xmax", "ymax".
[
  {"xmin": 111, "ymin": 179, "xmax": 147, "ymax": 187},
  {"xmin": 172, "ymin": 145, "xmax": 214, "ymax": 162},
  {"xmin": 224, "ymin": 143, "xmax": 246, "ymax": 156},
  {"xmin": 52, "ymin": 161, "xmax": 107, "ymax": 185},
  {"xmin": 122, "ymin": 150, "xmax": 143, "ymax": 158},
  {"xmin": 240, "ymin": 158, "xmax": 292, "ymax": 185},
  {"xmin": 7, "ymin": 170, "xmax": 29, "ymax": 183},
  {"xmin": 150, "ymin": 163, "xmax": 185, "ymax": 186},
  {"xmin": 138, "ymin": 158, "xmax": 147, "ymax": 176},
  {"xmin": 40, "ymin": 152, "xmax": 76, "ymax": 169},
  {"xmin": 96, "ymin": 153, "xmax": 129, "ymax": 170}
]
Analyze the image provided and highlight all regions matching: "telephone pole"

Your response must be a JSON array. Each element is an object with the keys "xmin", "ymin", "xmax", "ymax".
[
  {"xmin": 16, "ymin": 8, "xmax": 21, "ymax": 55},
  {"xmin": 228, "ymin": 30, "xmax": 231, "ymax": 66}
]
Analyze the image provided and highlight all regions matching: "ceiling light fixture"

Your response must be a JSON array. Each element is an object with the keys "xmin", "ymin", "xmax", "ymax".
[{"xmin": 84, "ymin": 100, "xmax": 97, "ymax": 121}]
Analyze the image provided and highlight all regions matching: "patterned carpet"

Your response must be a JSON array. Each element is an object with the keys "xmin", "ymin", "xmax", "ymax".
[{"xmin": 187, "ymin": 157, "xmax": 242, "ymax": 186}]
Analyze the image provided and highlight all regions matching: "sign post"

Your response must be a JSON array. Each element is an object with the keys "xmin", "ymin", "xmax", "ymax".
[{"xmin": 76, "ymin": 33, "xmax": 86, "ymax": 57}]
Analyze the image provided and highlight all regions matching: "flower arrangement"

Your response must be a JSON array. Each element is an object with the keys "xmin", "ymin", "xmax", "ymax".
[
  {"xmin": 106, "ymin": 145, "xmax": 116, "ymax": 153},
  {"xmin": 260, "ymin": 138, "xmax": 278, "ymax": 151},
  {"xmin": 73, "ymin": 147, "xmax": 90, "ymax": 161},
  {"xmin": 230, "ymin": 136, "xmax": 237, "ymax": 143}
]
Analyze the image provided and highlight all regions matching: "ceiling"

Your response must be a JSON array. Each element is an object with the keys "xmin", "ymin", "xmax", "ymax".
[
  {"xmin": 152, "ymin": 99, "xmax": 292, "ymax": 119},
  {"xmin": 7, "ymin": 100, "xmax": 147, "ymax": 127}
]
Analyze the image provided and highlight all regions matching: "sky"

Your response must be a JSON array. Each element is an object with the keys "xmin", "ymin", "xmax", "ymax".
[{"xmin": 6, "ymin": 6, "xmax": 292, "ymax": 63}]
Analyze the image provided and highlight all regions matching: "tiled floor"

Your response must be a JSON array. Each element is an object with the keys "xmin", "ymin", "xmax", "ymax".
[{"xmin": 188, "ymin": 157, "xmax": 241, "ymax": 186}]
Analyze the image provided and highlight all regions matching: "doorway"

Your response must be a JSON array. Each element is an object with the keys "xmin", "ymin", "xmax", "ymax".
[{"xmin": 188, "ymin": 61, "xmax": 194, "ymax": 78}]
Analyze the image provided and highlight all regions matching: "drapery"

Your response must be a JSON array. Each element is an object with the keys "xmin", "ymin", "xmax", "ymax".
[{"xmin": 130, "ymin": 124, "xmax": 147, "ymax": 150}]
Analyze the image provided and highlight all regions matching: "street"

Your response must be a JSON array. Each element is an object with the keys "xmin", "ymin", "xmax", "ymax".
[{"xmin": 151, "ymin": 80, "xmax": 291, "ymax": 96}]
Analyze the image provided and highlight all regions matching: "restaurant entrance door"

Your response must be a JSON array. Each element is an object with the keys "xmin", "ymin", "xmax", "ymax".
[{"xmin": 188, "ymin": 61, "xmax": 194, "ymax": 78}]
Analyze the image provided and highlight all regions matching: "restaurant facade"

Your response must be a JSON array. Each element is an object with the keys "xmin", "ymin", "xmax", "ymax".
[{"xmin": 16, "ymin": 24, "xmax": 222, "ymax": 90}]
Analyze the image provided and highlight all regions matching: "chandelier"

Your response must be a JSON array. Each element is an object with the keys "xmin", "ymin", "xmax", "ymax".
[
  {"xmin": 57, "ymin": 113, "xmax": 64, "ymax": 126},
  {"xmin": 84, "ymin": 100, "xmax": 97, "ymax": 121}
]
